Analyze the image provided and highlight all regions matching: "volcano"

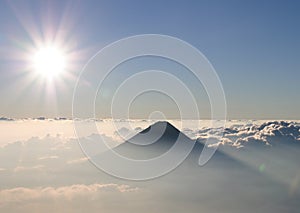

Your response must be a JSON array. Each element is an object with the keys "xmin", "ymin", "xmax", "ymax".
[
  {"xmin": 111, "ymin": 121, "xmax": 202, "ymax": 160},
  {"xmin": 110, "ymin": 121, "xmax": 242, "ymax": 167},
  {"xmin": 92, "ymin": 120, "xmax": 240, "ymax": 175}
]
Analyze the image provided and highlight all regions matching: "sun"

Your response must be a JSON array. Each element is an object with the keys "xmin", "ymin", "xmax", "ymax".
[{"xmin": 32, "ymin": 46, "xmax": 66, "ymax": 79}]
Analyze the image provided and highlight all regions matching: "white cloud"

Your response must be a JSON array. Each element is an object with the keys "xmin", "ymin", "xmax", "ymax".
[
  {"xmin": 67, "ymin": 157, "xmax": 89, "ymax": 164},
  {"xmin": 38, "ymin": 155, "xmax": 59, "ymax": 160},
  {"xmin": 13, "ymin": 165, "xmax": 45, "ymax": 173},
  {"xmin": 194, "ymin": 121, "xmax": 300, "ymax": 149},
  {"xmin": 0, "ymin": 183, "xmax": 138, "ymax": 205},
  {"xmin": 0, "ymin": 120, "xmax": 299, "ymax": 213}
]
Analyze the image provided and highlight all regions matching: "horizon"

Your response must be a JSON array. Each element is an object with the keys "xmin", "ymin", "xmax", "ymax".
[{"xmin": 2, "ymin": 116, "xmax": 300, "ymax": 122}]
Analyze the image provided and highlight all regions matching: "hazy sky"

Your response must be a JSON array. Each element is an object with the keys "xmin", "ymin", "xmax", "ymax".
[{"xmin": 0, "ymin": 0, "xmax": 299, "ymax": 119}]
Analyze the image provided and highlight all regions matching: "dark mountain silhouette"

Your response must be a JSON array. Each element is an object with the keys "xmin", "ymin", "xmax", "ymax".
[
  {"xmin": 123, "ymin": 121, "xmax": 194, "ymax": 147},
  {"xmin": 112, "ymin": 121, "xmax": 237, "ymax": 167},
  {"xmin": 93, "ymin": 121, "xmax": 247, "ymax": 179},
  {"xmin": 113, "ymin": 121, "xmax": 198, "ymax": 160},
  {"xmin": 131, "ymin": 121, "xmax": 190, "ymax": 143}
]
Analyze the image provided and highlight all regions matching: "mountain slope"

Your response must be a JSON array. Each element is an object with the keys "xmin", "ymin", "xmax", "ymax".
[{"xmin": 113, "ymin": 121, "xmax": 202, "ymax": 160}]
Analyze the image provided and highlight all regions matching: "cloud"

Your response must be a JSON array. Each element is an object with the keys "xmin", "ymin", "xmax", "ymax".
[
  {"xmin": 53, "ymin": 117, "xmax": 69, "ymax": 121},
  {"xmin": 0, "ymin": 120, "xmax": 299, "ymax": 213},
  {"xmin": 13, "ymin": 165, "xmax": 45, "ymax": 173},
  {"xmin": 0, "ymin": 120, "xmax": 299, "ymax": 189},
  {"xmin": 0, "ymin": 183, "xmax": 138, "ymax": 205},
  {"xmin": 0, "ymin": 117, "xmax": 14, "ymax": 121},
  {"xmin": 38, "ymin": 155, "xmax": 59, "ymax": 160},
  {"xmin": 67, "ymin": 157, "xmax": 88, "ymax": 164},
  {"xmin": 192, "ymin": 121, "xmax": 300, "ymax": 149},
  {"xmin": 0, "ymin": 133, "xmax": 127, "ymax": 188},
  {"xmin": 114, "ymin": 127, "xmax": 130, "ymax": 136},
  {"xmin": 113, "ymin": 127, "xmax": 142, "ymax": 142}
]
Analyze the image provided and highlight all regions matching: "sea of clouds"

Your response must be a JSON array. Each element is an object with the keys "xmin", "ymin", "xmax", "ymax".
[{"xmin": 0, "ymin": 119, "xmax": 299, "ymax": 212}]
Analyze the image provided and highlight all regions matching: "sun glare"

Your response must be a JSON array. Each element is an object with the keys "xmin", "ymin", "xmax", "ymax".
[{"xmin": 32, "ymin": 46, "xmax": 66, "ymax": 79}]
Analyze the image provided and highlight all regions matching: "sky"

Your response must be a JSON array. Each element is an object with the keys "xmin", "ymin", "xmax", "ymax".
[{"xmin": 0, "ymin": 0, "xmax": 299, "ymax": 119}]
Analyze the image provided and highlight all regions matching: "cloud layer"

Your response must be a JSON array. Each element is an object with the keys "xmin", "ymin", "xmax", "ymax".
[
  {"xmin": 0, "ymin": 120, "xmax": 299, "ymax": 213},
  {"xmin": 182, "ymin": 121, "xmax": 300, "ymax": 148},
  {"xmin": 0, "ymin": 184, "xmax": 139, "ymax": 213}
]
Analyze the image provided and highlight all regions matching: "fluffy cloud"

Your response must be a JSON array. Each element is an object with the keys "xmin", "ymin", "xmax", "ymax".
[
  {"xmin": 67, "ymin": 157, "xmax": 88, "ymax": 164},
  {"xmin": 1, "ymin": 121, "xmax": 299, "ymax": 177},
  {"xmin": 230, "ymin": 121, "xmax": 300, "ymax": 148},
  {"xmin": 182, "ymin": 121, "xmax": 300, "ymax": 149},
  {"xmin": 13, "ymin": 165, "xmax": 45, "ymax": 173},
  {"xmin": 0, "ymin": 120, "xmax": 299, "ymax": 213},
  {"xmin": 0, "ymin": 184, "xmax": 139, "ymax": 212},
  {"xmin": 0, "ymin": 117, "xmax": 14, "ymax": 121},
  {"xmin": 0, "ymin": 134, "xmax": 122, "ymax": 188},
  {"xmin": 0, "ymin": 183, "xmax": 138, "ymax": 203}
]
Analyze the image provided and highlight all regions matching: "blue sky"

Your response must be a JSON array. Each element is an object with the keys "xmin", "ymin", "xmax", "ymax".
[{"xmin": 0, "ymin": 0, "xmax": 299, "ymax": 119}]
